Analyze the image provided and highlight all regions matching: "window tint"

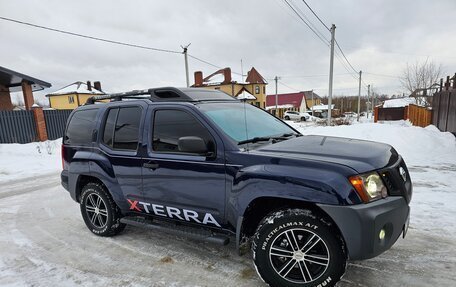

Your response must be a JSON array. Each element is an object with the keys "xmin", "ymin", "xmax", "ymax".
[
  {"xmin": 152, "ymin": 110, "xmax": 214, "ymax": 154},
  {"xmin": 102, "ymin": 108, "xmax": 118, "ymax": 147},
  {"xmin": 65, "ymin": 109, "xmax": 99, "ymax": 145},
  {"xmin": 111, "ymin": 107, "xmax": 141, "ymax": 150}
]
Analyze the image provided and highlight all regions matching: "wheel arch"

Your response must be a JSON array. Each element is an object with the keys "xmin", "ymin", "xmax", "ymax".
[
  {"xmin": 237, "ymin": 196, "xmax": 347, "ymax": 257},
  {"xmin": 75, "ymin": 174, "xmax": 107, "ymax": 202}
]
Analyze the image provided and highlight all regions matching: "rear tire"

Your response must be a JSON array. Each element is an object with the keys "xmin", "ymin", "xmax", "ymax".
[
  {"xmin": 252, "ymin": 209, "xmax": 346, "ymax": 287},
  {"xmin": 80, "ymin": 182, "xmax": 126, "ymax": 237},
  {"xmin": 284, "ymin": 116, "xmax": 290, "ymax": 120}
]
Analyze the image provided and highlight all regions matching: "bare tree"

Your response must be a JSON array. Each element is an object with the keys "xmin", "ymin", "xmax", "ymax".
[{"xmin": 401, "ymin": 59, "xmax": 442, "ymax": 106}]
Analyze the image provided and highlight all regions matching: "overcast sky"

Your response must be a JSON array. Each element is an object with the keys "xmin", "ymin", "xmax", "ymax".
[{"xmin": 1, "ymin": 0, "xmax": 455, "ymax": 104}]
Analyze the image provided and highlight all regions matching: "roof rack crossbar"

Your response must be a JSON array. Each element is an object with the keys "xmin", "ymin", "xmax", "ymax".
[{"xmin": 86, "ymin": 87, "xmax": 194, "ymax": 105}]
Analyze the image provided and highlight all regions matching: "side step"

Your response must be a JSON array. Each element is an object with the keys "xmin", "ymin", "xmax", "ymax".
[{"xmin": 120, "ymin": 216, "xmax": 230, "ymax": 246}]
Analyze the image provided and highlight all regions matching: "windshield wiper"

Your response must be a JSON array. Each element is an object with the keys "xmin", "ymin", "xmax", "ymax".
[
  {"xmin": 271, "ymin": 133, "xmax": 302, "ymax": 140},
  {"xmin": 238, "ymin": 133, "xmax": 301, "ymax": 145},
  {"xmin": 238, "ymin": 137, "xmax": 272, "ymax": 145}
]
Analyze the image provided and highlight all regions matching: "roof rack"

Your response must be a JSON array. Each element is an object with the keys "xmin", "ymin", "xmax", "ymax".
[{"xmin": 85, "ymin": 87, "xmax": 194, "ymax": 105}]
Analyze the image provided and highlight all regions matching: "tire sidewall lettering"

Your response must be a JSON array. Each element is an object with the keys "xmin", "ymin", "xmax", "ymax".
[{"xmin": 261, "ymin": 221, "xmax": 318, "ymax": 251}]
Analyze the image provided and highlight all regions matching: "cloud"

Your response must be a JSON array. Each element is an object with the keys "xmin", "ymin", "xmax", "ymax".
[{"xmin": 1, "ymin": 0, "xmax": 454, "ymax": 104}]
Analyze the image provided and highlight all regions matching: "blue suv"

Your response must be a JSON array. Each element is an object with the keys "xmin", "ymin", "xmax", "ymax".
[{"xmin": 61, "ymin": 87, "xmax": 412, "ymax": 287}]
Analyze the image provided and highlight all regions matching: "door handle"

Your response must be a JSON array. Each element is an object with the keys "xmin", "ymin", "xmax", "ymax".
[{"xmin": 143, "ymin": 162, "xmax": 159, "ymax": 170}]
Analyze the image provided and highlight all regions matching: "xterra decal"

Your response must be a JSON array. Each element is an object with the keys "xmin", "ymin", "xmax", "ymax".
[{"xmin": 127, "ymin": 200, "xmax": 221, "ymax": 227}]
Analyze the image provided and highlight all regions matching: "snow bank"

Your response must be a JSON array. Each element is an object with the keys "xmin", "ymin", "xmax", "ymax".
[
  {"xmin": 0, "ymin": 139, "xmax": 62, "ymax": 184},
  {"xmin": 289, "ymin": 120, "xmax": 456, "ymax": 167}
]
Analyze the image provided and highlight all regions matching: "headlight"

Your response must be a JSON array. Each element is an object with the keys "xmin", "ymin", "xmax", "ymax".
[{"xmin": 349, "ymin": 172, "xmax": 388, "ymax": 203}]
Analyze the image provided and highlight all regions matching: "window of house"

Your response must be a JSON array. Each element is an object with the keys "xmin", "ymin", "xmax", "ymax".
[
  {"xmin": 255, "ymin": 86, "xmax": 260, "ymax": 94},
  {"xmin": 68, "ymin": 95, "xmax": 75, "ymax": 104},
  {"xmin": 65, "ymin": 109, "xmax": 99, "ymax": 145},
  {"xmin": 263, "ymin": 86, "xmax": 266, "ymax": 94},
  {"xmin": 152, "ymin": 109, "xmax": 214, "ymax": 154},
  {"xmin": 102, "ymin": 107, "xmax": 141, "ymax": 151}
]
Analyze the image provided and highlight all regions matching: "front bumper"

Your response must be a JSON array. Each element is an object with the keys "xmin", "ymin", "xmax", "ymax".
[{"xmin": 317, "ymin": 196, "xmax": 409, "ymax": 260}]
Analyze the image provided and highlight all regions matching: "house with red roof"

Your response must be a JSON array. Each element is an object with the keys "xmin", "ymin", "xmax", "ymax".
[{"xmin": 266, "ymin": 91, "xmax": 321, "ymax": 117}]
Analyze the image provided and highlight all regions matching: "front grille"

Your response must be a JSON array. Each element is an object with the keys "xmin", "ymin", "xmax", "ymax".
[{"xmin": 379, "ymin": 157, "xmax": 412, "ymax": 203}]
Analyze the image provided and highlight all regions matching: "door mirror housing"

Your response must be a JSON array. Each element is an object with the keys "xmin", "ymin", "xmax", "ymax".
[{"xmin": 178, "ymin": 136, "xmax": 209, "ymax": 155}]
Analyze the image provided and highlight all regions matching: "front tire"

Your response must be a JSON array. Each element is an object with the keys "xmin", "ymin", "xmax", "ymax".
[
  {"xmin": 301, "ymin": 117, "xmax": 307, "ymax": 122},
  {"xmin": 80, "ymin": 182, "xmax": 126, "ymax": 237},
  {"xmin": 284, "ymin": 116, "xmax": 290, "ymax": 120},
  {"xmin": 252, "ymin": 209, "xmax": 346, "ymax": 287}
]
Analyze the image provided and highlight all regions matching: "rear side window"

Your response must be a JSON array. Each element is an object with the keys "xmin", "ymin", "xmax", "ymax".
[
  {"xmin": 152, "ymin": 109, "xmax": 214, "ymax": 153},
  {"xmin": 65, "ymin": 109, "xmax": 99, "ymax": 145},
  {"xmin": 102, "ymin": 107, "xmax": 141, "ymax": 151}
]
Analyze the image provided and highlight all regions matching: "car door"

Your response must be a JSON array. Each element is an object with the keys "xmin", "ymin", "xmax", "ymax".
[
  {"xmin": 141, "ymin": 106, "xmax": 226, "ymax": 228},
  {"xmin": 96, "ymin": 104, "xmax": 145, "ymax": 211}
]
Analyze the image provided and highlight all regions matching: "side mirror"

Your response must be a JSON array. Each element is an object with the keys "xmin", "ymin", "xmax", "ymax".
[{"xmin": 178, "ymin": 136, "xmax": 209, "ymax": 154}]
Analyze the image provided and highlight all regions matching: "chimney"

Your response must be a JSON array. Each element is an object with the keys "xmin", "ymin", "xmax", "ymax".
[
  {"xmin": 194, "ymin": 71, "xmax": 203, "ymax": 86},
  {"xmin": 93, "ymin": 81, "xmax": 102, "ymax": 91},
  {"xmin": 87, "ymin": 81, "xmax": 92, "ymax": 91},
  {"xmin": 222, "ymin": 68, "xmax": 232, "ymax": 84}
]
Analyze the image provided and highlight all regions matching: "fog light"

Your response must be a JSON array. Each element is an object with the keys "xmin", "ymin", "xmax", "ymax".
[{"xmin": 379, "ymin": 229, "xmax": 386, "ymax": 240}]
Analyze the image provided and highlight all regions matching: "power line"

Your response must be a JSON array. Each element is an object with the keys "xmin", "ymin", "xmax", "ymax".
[
  {"xmin": 278, "ymin": 81, "xmax": 301, "ymax": 91},
  {"xmin": 0, "ymin": 16, "xmax": 246, "ymax": 79},
  {"xmin": 187, "ymin": 54, "xmax": 243, "ymax": 76},
  {"xmin": 335, "ymin": 40, "xmax": 358, "ymax": 74},
  {"xmin": 288, "ymin": 0, "xmax": 329, "ymax": 44},
  {"xmin": 363, "ymin": 72, "xmax": 401, "ymax": 79},
  {"xmin": 301, "ymin": 0, "xmax": 330, "ymax": 31},
  {"xmin": 282, "ymin": 0, "xmax": 329, "ymax": 46},
  {"xmin": 0, "ymin": 16, "xmax": 182, "ymax": 54}
]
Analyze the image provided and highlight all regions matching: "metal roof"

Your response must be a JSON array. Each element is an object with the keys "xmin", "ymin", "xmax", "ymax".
[{"xmin": 0, "ymin": 66, "xmax": 51, "ymax": 92}]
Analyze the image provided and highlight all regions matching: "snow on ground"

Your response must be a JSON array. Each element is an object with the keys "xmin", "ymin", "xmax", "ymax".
[
  {"xmin": 0, "ymin": 139, "xmax": 61, "ymax": 185},
  {"xmin": 288, "ymin": 120, "xmax": 456, "ymax": 237},
  {"xmin": 0, "ymin": 122, "xmax": 455, "ymax": 286}
]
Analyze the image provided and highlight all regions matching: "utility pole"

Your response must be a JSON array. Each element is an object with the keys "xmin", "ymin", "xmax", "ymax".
[
  {"xmin": 311, "ymin": 89, "xmax": 314, "ymax": 116},
  {"xmin": 274, "ymin": 76, "xmax": 279, "ymax": 116},
  {"xmin": 327, "ymin": 24, "xmax": 336, "ymax": 126},
  {"xmin": 357, "ymin": 71, "xmax": 362, "ymax": 122},
  {"xmin": 367, "ymin": 84, "xmax": 371, "ymax": 118},
  {"xmin": 371, "ymin": 84, "xmax": 374, "ymax": 118},
  {"xmin": 181, "ymin": 43, "xmax": 191, "ymax": 87}
]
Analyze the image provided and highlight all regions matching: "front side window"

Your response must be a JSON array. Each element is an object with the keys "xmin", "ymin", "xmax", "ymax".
[
  {"xmin": 102, "ymin": 106, "xmax": 141, "ymax": 151},
  {"xmin": 65, "ymin": 109, "xmax": 99, "ymax": 145},
  {"xmin": 152, "ymin": 109, "xmax": 214, "ymax": 154}
]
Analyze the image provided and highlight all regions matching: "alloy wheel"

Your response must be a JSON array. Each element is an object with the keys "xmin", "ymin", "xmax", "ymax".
[{"xmin": 269, "ymin": 228, "xmax": 330, "ymax": 284}]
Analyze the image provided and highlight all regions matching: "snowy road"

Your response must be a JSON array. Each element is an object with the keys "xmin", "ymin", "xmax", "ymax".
[{"xmin": 1, "ymin": 172, "xmax": 455, "ymax": 287}]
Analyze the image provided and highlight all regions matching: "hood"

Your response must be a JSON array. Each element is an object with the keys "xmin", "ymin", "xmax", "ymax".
[{"xmin": 254, "ymin": 135, "xmax": 398, "ymax": 174}]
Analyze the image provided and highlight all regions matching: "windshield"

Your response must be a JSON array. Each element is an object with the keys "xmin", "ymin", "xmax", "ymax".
[{"xmin": 198, "ymin": 102, "xmax": 297, "ymax": 143}]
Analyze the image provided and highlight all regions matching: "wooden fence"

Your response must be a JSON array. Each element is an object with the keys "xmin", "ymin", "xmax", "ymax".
[
  {"xmin": 375, "ymin": 106, "xmax": 407, "ymax": 122},
  {"xmin": 408, "ymin": 104, "xmax": 432, "ymax": 127},
  {"xmin": 432, "ymin": 75, "xmax": 456, "ymax": 133}
]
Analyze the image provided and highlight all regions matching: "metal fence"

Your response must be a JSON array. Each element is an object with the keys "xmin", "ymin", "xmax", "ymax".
[
  {"xmin": 44, "ymin": 109, "xmax": 72, "ymax": 140},
  {"xmin": 0, "ymin": 110, "xmax": 37, "ymax": 143}
]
